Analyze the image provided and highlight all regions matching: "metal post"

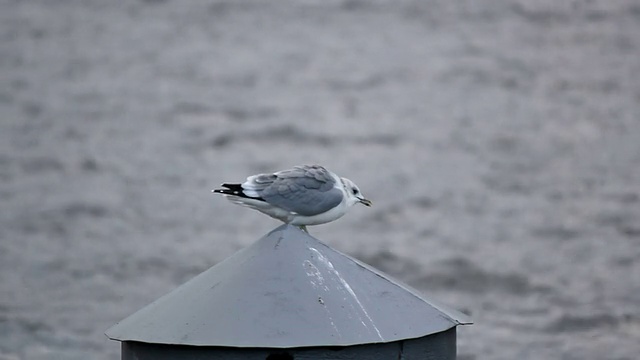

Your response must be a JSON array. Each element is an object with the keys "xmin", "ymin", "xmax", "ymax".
[{"xmin": 107, "ymin": 225, "xmax": 471, "ymax": 359}]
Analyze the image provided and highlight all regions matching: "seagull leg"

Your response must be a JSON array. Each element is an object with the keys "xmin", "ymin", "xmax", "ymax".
[{"xmin": 298, "ymin": 225, "xmax": 308, "ymax": 233}]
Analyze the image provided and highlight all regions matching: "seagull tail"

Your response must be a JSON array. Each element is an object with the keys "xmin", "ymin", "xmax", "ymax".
[
  {"xmin": 212, "ymin": 183, "xmax": 242, "ymax": 195},
  {"xmin": 212, "ymin": 183, "xmax": 265, "ymax": 202}
]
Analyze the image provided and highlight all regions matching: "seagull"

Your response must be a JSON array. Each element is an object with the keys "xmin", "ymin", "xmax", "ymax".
[{"xmin": 212, "ymin": 165, "xmax": 371, "ymax": 231}]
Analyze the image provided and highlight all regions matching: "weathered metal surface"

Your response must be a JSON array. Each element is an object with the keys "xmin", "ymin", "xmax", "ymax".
[{"xmin": 106, "ymin": 224, "xmax": 470, "ymax": 348}]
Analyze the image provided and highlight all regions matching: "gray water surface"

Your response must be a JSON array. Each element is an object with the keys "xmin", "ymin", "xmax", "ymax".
[{"xmin": 1, "ymin": 1, "xmax": 639, "ymax": 359}]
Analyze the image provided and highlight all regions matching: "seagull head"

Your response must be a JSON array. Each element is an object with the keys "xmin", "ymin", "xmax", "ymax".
[{"xmin": 341, "ymin": 177, "xmax": 372, "ymax": 207}]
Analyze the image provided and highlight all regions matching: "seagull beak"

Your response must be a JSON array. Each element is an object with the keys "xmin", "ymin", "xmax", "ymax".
[{"xmin": 358, "ymin": 198, "xmax": 372, "ymax": 207}]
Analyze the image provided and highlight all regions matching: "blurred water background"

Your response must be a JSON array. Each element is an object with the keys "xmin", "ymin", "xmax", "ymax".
[{"xmin": 1, "ymin": 0, "xmax": 640, "ymax": 359}]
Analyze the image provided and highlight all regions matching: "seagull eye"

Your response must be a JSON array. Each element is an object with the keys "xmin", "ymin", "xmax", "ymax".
[{"xmin": 352, "ymin": 188, "xmax": 359, "ymax": 195}]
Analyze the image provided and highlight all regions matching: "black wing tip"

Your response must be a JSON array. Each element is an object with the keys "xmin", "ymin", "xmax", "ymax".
[
  {"xmin": 212, "ymin": 183, "xmax": 266, "ymax": 202},
  {"xmin": 212, "ymin": 184, "xmax": 243, "ymax": 196},
  {"xmin": 213, "ymin": 188, "xmax": 247, "ymax": 198}
]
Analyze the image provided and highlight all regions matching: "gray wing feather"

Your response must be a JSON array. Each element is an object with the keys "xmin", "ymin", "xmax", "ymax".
[
  {"xmin": 252, "ymin": 174, "xmax": 277, "ymax": 187},
  {"xmin": 259, "ymin": 165, "xmax": 343, "ymax": 216}
]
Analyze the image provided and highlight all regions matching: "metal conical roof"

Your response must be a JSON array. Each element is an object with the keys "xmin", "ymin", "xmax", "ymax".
[{"xmin": 106, "ymin": 224, "xmax": 471, "ymax": 348}]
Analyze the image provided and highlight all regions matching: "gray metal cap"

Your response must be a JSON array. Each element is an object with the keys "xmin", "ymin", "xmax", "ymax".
[{"xmin": 106, "ymin": 224, "xmax": 471, "ymax": 347}]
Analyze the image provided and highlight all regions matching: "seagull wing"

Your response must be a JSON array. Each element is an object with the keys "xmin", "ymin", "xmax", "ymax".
[{"xmin": 251, "ymin": 165, "xmax": 344, "ymax": 216}]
